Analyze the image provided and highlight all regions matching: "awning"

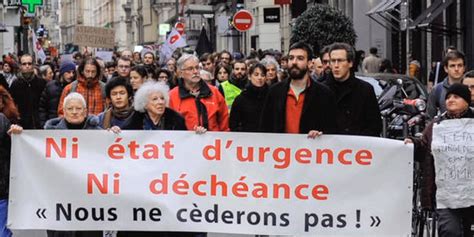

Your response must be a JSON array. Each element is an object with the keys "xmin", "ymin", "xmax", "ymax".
[
  {"xmin": 366, "ymin": 0, "xmax": 403, "ymax": 32},
  {"xmin": 408, "ymin": 0, "xmax": 459, "ymax": 34}
]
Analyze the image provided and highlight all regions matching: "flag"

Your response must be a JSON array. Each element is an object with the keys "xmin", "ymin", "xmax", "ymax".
[
  {"xmin": 31, "ymin": 27, "xmax": 46, "ymax": 64},
  {"xmin": 159, "ymin": 28, "xmax": 187, "ymax": 65},
  {"xmin": 195, "ymin": 27, "xmax": 212, "ymax": 57}
]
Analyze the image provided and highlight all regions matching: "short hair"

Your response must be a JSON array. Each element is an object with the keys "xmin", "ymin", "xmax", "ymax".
[
  {"xmin": 288, "ymin": 41, "xmax": 314, "ymax": 60},
  {"xmin": 463, "ymin": 70, "xmax": 474, "ymax": 79},
  {"xmin": 320, "ymin": 45, "xmax": 331, "ymax": 57},
  {"xmin": 329, "ymin": 42, "xmax": 356, "ymax": 63},
  {"xmin": 118, "ymin": 56, "xmax": 133, "ymax": 65},
  {"xmin": 133, "ymin": 81, "xmax": 170, "ymax": 112},
  {"xmin": 77, "ymin": 58, "xmax": 102, "ymax": 78},
  {"xmin": 214, "ymin": 63, "xmax": 231, "ymax": 79},
  {"xmin": 143, "ymin": 51, "xmax": 155, "ymax": 60},
  {"xmin": 63, "ymin": 92, "xmax": 86, "ymax": 110},
  {"xmin": 20, "ymin": 54, "xmax": 33, "ymax": 64},
  {"xmin": 130, "ymin": 65, "xmax": 148, "ymax": 78},
  {"xmin": 177, "ymin": 54, "xmax": 199, "ymax": 70},
  {"xmin": 39, "ymin": 65, "xmax": 52, "ymax": 77},
  {"xmin": 249, "ymin": 63, "xmax": 267, "ymax": 76},
  {"xmin": 155, "ymin": 68, "xmax": 172, "ymax": 80},
  {"xmin": 444, "ymin": 45, "xmax": 457, "ymax": 56},
  {"xmin": 369, "ymin": 47, "xmax": 378, "ymax": 54},
  {"xmin": 232, "ymin": 59, "xmax": 247, "ymax": 69},
  {"xmin": 443, "ymin": 50, "xmax": 465, "ymax": 67},
  {"xmin": 200, "ymin": 69, "xmax": 212, "ymax": 79},
  {"xmin": 105, "ymin": 77, "xmax": 133, "ymax": 99},
  {"xmin": 260, "ymin": 57, "xmax": 280, "ymax": 71},
  {"xmin": 200, "ymin": 53, "xmax": 214, "ymax": 63},
  {"xmin": 106, "ymin": 61, "xmax": 116, "ymax": 69}
]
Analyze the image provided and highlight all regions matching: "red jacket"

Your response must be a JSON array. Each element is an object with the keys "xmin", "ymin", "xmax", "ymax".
[{"xmin": 169, "ymin": 80, "xmax": 229, "ymax": 131}]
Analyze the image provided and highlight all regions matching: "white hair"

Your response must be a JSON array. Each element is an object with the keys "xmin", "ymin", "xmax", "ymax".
[
  {"xmin": 63, "ymin": 92, "xmax": 87, "ymax": 110},
  {"xmin": 200, "ymin": 69, "xmax": 212, "ymax": 80},
  {"xmin": 133, "ymin": 81, "xmax": 170, "ymax": 113},
  {"xmin": 177, "ymin": 54, "xmax": 199, "ymax": 70},
  {"xmin": 260, "ymin": 57, "xmax": 280, "ymax": 71}
]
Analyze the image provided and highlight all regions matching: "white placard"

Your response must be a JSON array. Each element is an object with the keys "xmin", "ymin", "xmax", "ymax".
[{"xmin": 432, "ymin": 118, "xmax": 474, "ymax": 209}]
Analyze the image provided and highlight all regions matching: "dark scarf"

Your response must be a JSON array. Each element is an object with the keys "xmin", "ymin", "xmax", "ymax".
[
  {"xmin": 65, "ymin": 120, "xmax": 86, "ymax": 129},
  {"xmin": 102, "ymin": 105, "xmax": 134, "ymax": 129}
]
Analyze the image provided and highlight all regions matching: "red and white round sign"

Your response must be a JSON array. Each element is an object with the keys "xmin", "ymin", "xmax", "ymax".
[
  {"xmin": 175, "ymin": 22, "xmax": 185, "ymax": 35},
  {"xmin": 233, "ymin": 10, "xmax": 254, "ymax": 32}
]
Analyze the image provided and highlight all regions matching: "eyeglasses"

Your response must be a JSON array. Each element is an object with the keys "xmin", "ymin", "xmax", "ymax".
[
  {"xmin": 322, "ymin": 60, "xmax": 330, "ymax": 65},
  {"xmin": 158, "ymin": 76, "xmax": 169, "ymax": 80},
  {"xmin": 330, "ymin": 59, "xmax": 348, "ymax": 65},
  {"xmin": 21, "ymin": 62, "xmax": 33, "ymax": 66},
  {"xmin": 182, "ymin": 66, "xmax": 200, "ymax": 72}
]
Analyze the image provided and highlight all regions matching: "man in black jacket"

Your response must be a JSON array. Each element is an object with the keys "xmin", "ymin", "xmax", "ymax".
[
  {"xmin": 259, "ymin": 41, "xmax": 337, "ymax": 137},
  {"xmin": 9, "ymin": 54, "xmax": 46, "ymax": 129},
  {"xmin": 38, "ymin": 61, "xmax": 76, "ymax": 127},
  {"xmin": 323, "ymin": 42, "xmax": 382, "ymax": 136}
]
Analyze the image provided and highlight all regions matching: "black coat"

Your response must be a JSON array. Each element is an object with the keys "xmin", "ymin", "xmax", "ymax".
[
  {"xmin": 229, "ymin": 83, "xmax": 268, "ymax": 132},
  {"xmin": 259, "ymin": 78, "xmax": 338, "ymax": 134},
  {"xmin": 323, "ymin": 73, "xmax": 382, "ymax": 136},
  {"xmin": 9, "ymin": 73, "xmax": 46, "ymax": 129},
  {"xmin": 39, "ymin": 79, "xmax": 70, "ymax": 128},
  {"xmin": 122, "ymin": 108, "xmax": 186, "ymax": 130}
]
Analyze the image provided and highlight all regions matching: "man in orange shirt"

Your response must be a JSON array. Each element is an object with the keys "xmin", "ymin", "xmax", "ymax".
[
  {"xmin": 169, "ymin": 54, "xmax": 229, "ymax": 131},
  {"xmin": 259, "ymin": 42, "xmax": 337, "ymax": 137}
]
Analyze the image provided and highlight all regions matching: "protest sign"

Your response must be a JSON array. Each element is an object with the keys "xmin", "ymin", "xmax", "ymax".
[
  {"xmin": 9, "ymin": 131, "xmax": 412, "ymax": 235},
  {"xmin": 73, "ymin": 26, "xmax": 115, "ymax": 49},
  {"xmin": 432, "ymin": 118, "xmax": 474, "ymax": 209}
]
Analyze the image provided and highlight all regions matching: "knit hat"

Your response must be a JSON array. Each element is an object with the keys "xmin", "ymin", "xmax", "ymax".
[
  {"xmin": 445, "ymin": 83, "xmax": 471, "ymax": 105},
  {"xmin": 59, "ymin": 61, "xmax": 76, "ymax": 76}
]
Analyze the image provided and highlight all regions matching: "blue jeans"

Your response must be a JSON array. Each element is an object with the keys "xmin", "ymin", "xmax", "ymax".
[{"xmin": 0, "ymin": 199, "xmax": 12, "ymax": 237}]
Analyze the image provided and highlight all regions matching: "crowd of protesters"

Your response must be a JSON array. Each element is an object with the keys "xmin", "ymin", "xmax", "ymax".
[{"xmin": 0, "ymin": 40, "xmax": 473, "ymax": 237}]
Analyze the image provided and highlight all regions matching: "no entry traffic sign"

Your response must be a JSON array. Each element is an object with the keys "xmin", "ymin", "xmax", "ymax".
[
  {"xmin": 233, "ymin": 10, "xmax": 254, "ymax": 32},
  {"xmin": 175, "ymin": 22, "xmax": 185, "ymax": 35}
]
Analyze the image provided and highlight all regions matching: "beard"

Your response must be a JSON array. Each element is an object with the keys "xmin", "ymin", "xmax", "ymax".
[{"xmin": 289, "ymin": 65, "xmax": 308, "ymax": 80}]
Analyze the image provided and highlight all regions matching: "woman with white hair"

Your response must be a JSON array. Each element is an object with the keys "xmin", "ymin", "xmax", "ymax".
[
  {"xmin": 121, "ymin": 81, "xmax": 186, "ymax": 130},
  {"xmin": 44, "ymin": 92, "xmax": 101, "ymax": 130},
  {"xmin": 260, "ymin": 57, "xmax": 280, "ymax": 85}
]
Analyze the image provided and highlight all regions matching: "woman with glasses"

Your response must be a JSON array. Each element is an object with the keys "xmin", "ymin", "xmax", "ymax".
[{"xmin": 155, "ymin": 68, "xmax": 174, "ymax": 88}]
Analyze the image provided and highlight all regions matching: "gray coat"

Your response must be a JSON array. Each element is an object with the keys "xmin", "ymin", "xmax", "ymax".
[{"xmin": 44, "ymin": 115, "xmax": 101, "ymax": 130}]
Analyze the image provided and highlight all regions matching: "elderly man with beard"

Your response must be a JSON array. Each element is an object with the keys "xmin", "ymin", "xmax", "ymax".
[
  {"xmin": 323, "ymin": 42, "xmax": 382, "ymax": 136},
  {"xmin": 218, "ymin": 59, "xmax": 248, "ymax": 110},
  {"xmin": 259, "ymin": 42, "xmax": 337, "ymax": 137},
  {"xmin": 9, "ymin": 54, "xmax": 46, "ymax": 129},
  {"xmin": 57, "ymin": 58, "xmax": 106, "ymax": 116}
]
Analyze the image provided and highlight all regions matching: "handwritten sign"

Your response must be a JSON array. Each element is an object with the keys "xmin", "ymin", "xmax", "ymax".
[
  {"xmin": 432, "ymin": 118, "xmax": 474, "ymax": 208},
  {"xmin": 73, "ymin": 26, "xmax": 115, "ymax": 49},
  {"xmin": 9, "ymin": 131, "xmax": 412, "ymax": 235}
]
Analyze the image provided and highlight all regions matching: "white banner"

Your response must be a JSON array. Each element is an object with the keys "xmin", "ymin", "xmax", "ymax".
[
  {"xmin": 432, "ymin": 118, "xmax": 474, "ymax": 209},
  {"xmin": 9, "ymin": 131, "xmax": 412, "ymax": 236}
]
